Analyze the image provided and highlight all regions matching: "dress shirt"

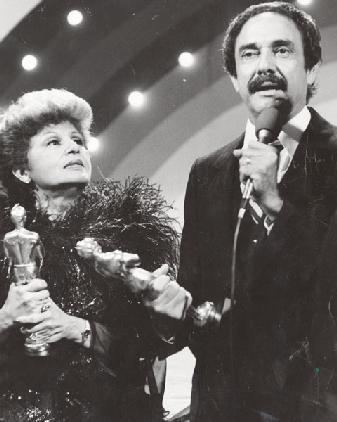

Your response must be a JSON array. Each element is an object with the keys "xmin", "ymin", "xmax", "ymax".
[{"xmin": 241, "ymin": 106, "xmax": 311, "ymax": 233}]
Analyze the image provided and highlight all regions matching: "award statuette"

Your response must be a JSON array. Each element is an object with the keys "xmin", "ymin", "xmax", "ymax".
[
  {"xmin": 76, "ymin": 238, "xmax": 222, "ymax": 329},
  {"xmin": 3, "ymin": 204, "xmax": 49, "ymax": 356}
]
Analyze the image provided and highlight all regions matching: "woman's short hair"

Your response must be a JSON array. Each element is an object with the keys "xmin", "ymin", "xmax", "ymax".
[
  {"xmin": 222, "ymin": 1, "xmax": 321, "ymax": 100},
  {"xmin": 0, "ymin": 88, "xmax": 93, "ymax": 198}
]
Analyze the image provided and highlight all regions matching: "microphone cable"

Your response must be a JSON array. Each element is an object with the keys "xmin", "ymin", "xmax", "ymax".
[
  {"xmin": 229, "ymin": 182, "xmax": 252, "ymax": 383},
  {"xmin": 227, "ymin": 105, "xmax": 287, "ymax": 386}
]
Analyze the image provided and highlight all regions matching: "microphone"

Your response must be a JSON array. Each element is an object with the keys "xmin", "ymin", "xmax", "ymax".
[
  {"xmin": 255, "ymin": 105, "xmax": 286, "ymax": 144},
  {"xmin": 239, "ymin": 106, "xmax": 288, "ymax": 215}
]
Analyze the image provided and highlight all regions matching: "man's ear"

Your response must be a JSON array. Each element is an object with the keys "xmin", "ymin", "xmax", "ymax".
[
  {"xmin": 230, "ymin": 75, "xmax": 239, "ymax": 93},
  {"xmin": 12, "ymin": 168, "xmax": 31, "ymax": 184}
]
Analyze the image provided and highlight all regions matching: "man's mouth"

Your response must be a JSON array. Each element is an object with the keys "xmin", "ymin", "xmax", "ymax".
[
  {"xmin": 256, "ymin": 82, "xmax": 282, "ymax": 91},
  {"xmin": 248, "ymin": 75, "xmax": 287, "ymax": 94}
]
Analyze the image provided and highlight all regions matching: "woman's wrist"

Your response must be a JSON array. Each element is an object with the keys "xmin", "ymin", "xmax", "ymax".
[
  {"xmin": 0, "ymin": 306, "xmax": 14, "ymax": 332},
  {"xmin": 65, "ymin": 316, "xmax": 91, "ymax": 348}
]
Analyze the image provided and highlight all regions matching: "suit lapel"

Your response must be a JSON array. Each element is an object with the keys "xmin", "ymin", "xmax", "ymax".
[
  {"xmin": 213, "ymin": 134, "xmax": 244, "ymax": 226},
  {"xmin": 279, "ymin": 108, "xmax": 335, "ymax": 206}
]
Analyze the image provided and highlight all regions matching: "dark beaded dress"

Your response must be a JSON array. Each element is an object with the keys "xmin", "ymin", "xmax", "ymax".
[{"xmin": 0, "ymin": 178, "xmax": 179, "ymax": 422}]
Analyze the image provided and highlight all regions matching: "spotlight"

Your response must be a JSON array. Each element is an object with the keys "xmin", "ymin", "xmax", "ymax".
[
  {"xmin": 67, "ymin": 10, "xmax": 83, "ymax": 26},
  {"xmin": 87, "ymin": 137, "xmax": 100, "ymax": 152},
  {"xmin": 21, "ymin": 54, "xmax": 38, "ymax": 71},
  {"xmin": 296, "ymin": 0, "xmax": 313, "ymax": 6},
  {"xmin": 178, "ymin": 52, "xmax": 195, "ymax": 68},
  {"xmin": 128, "ymin": 91, "xmax": 146, "ymax": 108}
]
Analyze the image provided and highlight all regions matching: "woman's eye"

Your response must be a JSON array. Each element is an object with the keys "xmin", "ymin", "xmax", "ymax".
[
  {"xmin": 47, "ymin": 138, "xmax": 60, "ymax": 146},
  {"xmin": 73, "ymin": 137, "xmax": 84, "ymax": 146}
]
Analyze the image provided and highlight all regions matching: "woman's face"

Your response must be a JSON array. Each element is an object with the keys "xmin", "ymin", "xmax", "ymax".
[{"xmin": 18, "ymin": 121, "xmax": 92, "ymax": 190}]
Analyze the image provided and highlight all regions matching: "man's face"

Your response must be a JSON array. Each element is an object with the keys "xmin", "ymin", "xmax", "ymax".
[{"xmin": 230, "ymin": 12, "xmax": 318, "ymax": 121}]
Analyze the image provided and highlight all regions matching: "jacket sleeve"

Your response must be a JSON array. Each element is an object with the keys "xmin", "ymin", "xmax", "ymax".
[
  {"xmin": 309, "ymin": 209, "xmax": 337, "ymax": 369},
  {"xmin": 177, "ymin": 161, "xmax": 201, "ymax": 300},
  {"xmin": 90, "ymin": 280, "xmax": 163, "ymax": 377}
]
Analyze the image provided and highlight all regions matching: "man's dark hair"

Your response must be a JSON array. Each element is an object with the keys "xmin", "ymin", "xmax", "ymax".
[{"xmin": 222, "ymin": 1, "xmax": 322, "ymax": 100}]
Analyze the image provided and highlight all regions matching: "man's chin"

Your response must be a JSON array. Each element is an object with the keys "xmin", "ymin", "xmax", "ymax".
[{"xmin": 249, "ymin": 92, "xmax": 290, "ymax": 114}]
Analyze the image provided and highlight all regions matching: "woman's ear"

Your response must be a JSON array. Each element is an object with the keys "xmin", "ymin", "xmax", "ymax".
[{"xmin": 12, "ymin": 168, "xmax": 31, "ymax": 184}]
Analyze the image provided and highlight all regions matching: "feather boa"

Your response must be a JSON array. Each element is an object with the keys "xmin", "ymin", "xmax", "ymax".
[
  {"xmin": 0, "ymin": 177, "xmax": 180, "ymax": 312},
  {"xmin": 33, "ymin": 176, "xmax": 180, "ymax": 273}
]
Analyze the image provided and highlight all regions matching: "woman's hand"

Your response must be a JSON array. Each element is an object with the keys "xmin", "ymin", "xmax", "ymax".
[
  {"xmin": 0, "ymin": 279, "xmax": 50, "ymax": 330},
  {"xmin": 20, "ymin": 299, "xmax": 88, "ymax": 345}
]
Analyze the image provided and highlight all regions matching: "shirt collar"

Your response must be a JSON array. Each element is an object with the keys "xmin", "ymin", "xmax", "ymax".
[{"xmin": 243, "ymin": 106, "xmax": 311, "ymax": 159}]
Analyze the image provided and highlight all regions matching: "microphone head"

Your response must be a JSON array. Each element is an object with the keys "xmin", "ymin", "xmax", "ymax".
[{"xmin": 255, "ymin": 105, "xmax": 289, "ymax": 144}]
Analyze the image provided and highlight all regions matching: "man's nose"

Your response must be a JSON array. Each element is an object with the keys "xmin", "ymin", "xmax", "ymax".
[{"xmin": 256, "ymin": 49, "xmax": 276, "ymax": 75}]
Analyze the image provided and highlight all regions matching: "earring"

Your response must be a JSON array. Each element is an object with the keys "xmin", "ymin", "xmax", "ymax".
[
  {"xmin": 20, "ymin": 174, "xmax": 31, "ymax": 184},
  {"xmin": 12, "ymin": 169, "xmax": 31, "ymax": 184}
]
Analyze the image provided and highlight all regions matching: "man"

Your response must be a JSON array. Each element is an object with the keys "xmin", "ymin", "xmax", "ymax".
[{"xmin": 146, "ymin": 2, "xmax": 337, "ymax": 421}]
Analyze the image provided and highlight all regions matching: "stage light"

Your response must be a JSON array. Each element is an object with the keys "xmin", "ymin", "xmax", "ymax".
[
  {"xmin": 178, "ymin": 52, "xmax": 195, "ymax": 68},
  {"xmin": 128, "ymin": 91, "xmax": 146, "ymax": 108},
  {"xmin": 21, "ymin": 54, "xmax": 38, "ymax": 71},
  {"xmin": 67, "ymin": 10, "xmax": 83, "ymax": 26},
  {"xmin": 296, "ymin": 0, "xmax": 313, "ymax": 6},
  {"xmin": 87, "ymin": 137, "xmax": 100, "ymax": 152}
]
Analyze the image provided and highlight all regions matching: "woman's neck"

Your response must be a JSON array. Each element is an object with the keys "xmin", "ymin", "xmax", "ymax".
[{"xmin": 35, "ymin": 185, "xmax": 85, "ymax": 218}]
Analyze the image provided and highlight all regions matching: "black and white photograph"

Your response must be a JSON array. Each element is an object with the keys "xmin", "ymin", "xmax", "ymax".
[{"xmin": 1, "ymin": 1, "xmax": 337, "ymax": 421}]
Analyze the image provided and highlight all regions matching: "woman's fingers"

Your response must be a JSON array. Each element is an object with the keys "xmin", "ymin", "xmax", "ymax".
[{"xmin": 15, "ymin": 310, "xmax": 49, "ymax": 325}]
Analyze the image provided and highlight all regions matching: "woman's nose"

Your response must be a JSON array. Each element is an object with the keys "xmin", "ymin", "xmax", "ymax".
[{"xmin": 65, "ymin": 139, "xmax": 81, "ymax": 153}]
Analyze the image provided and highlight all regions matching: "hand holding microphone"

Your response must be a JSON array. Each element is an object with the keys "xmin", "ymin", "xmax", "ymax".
[{"xmin": 234, "ymin": 106, "xmax": 289, "ymax": 217}]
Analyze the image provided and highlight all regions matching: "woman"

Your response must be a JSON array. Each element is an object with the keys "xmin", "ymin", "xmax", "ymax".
[{"xmin": 0, "ymin": 89, "xmax": 179, "ymax": 421}]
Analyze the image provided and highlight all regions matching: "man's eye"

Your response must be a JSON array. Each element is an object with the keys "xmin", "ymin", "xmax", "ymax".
[
  {"xmin": 275, "ymin": 47, "xmax": 290, "ymax": 57},
  {"xmin": 240, "ymin": 50, "xmax": 259, "ymax": 60}
]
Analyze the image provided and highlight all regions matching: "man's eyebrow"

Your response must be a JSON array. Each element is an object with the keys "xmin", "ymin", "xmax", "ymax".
[
  {"xmin": 272, "ymin": 39, "xmax": 295, "ymax": 48},
  {"xmin": 238, "ymin": 43, "xmax": 258, "ymax": 53}
]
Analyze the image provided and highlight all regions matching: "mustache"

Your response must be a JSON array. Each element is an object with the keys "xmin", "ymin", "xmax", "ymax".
[{"xmin": 248, "ymin": 73, "xmax": 287, "ymax": 94}]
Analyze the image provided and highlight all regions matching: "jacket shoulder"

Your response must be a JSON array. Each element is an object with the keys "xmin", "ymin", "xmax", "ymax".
[
  {"xmin": 191, "ymin": 136, "xmax": 243, "ymax": 176},
  {"xmin": 308, "ymin": 108, "xmax": 337, "ymax": 149}
]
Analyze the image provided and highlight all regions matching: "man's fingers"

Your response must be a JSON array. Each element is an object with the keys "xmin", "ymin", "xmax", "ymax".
[
  {"xmin": 152, "ymin": 264, "xmax": 169, "ymax": 277},
  {"xmin": 145, "ymin": 282, "xmax": 192, "ymax": 320},
  {"xmin": 149, "ymin": 274, "xmax": 171, "ymax": 293},
  {"xmin": 153, "ymin": 282, "xmax": 184, "ymax": 306},
  {"xmin": 184, "ymin": 292, "xmax": 193, "ymax": 314},
  {"xmin": 222, "ymin": 297, "xmax": 231, "ymax": 314},
  {"xmin": 164, "ymin": 289, "xmax": 192, "ymax": 320}
]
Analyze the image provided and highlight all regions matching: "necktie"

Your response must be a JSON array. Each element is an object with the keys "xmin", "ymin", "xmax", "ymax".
[{"xmin": 245, "ymin": 142, "xmax": 291, "ymax": 233}]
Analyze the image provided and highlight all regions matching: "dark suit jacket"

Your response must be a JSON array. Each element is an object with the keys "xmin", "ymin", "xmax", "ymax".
[{"xmin": 177, "ymin": 108, "xmax": 337, "ymax": 421}]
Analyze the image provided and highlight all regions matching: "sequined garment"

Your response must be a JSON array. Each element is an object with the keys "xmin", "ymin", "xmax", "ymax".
[{"xmin": 0, "ymin": 178, "xmax": 179, "ymax": 422}]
